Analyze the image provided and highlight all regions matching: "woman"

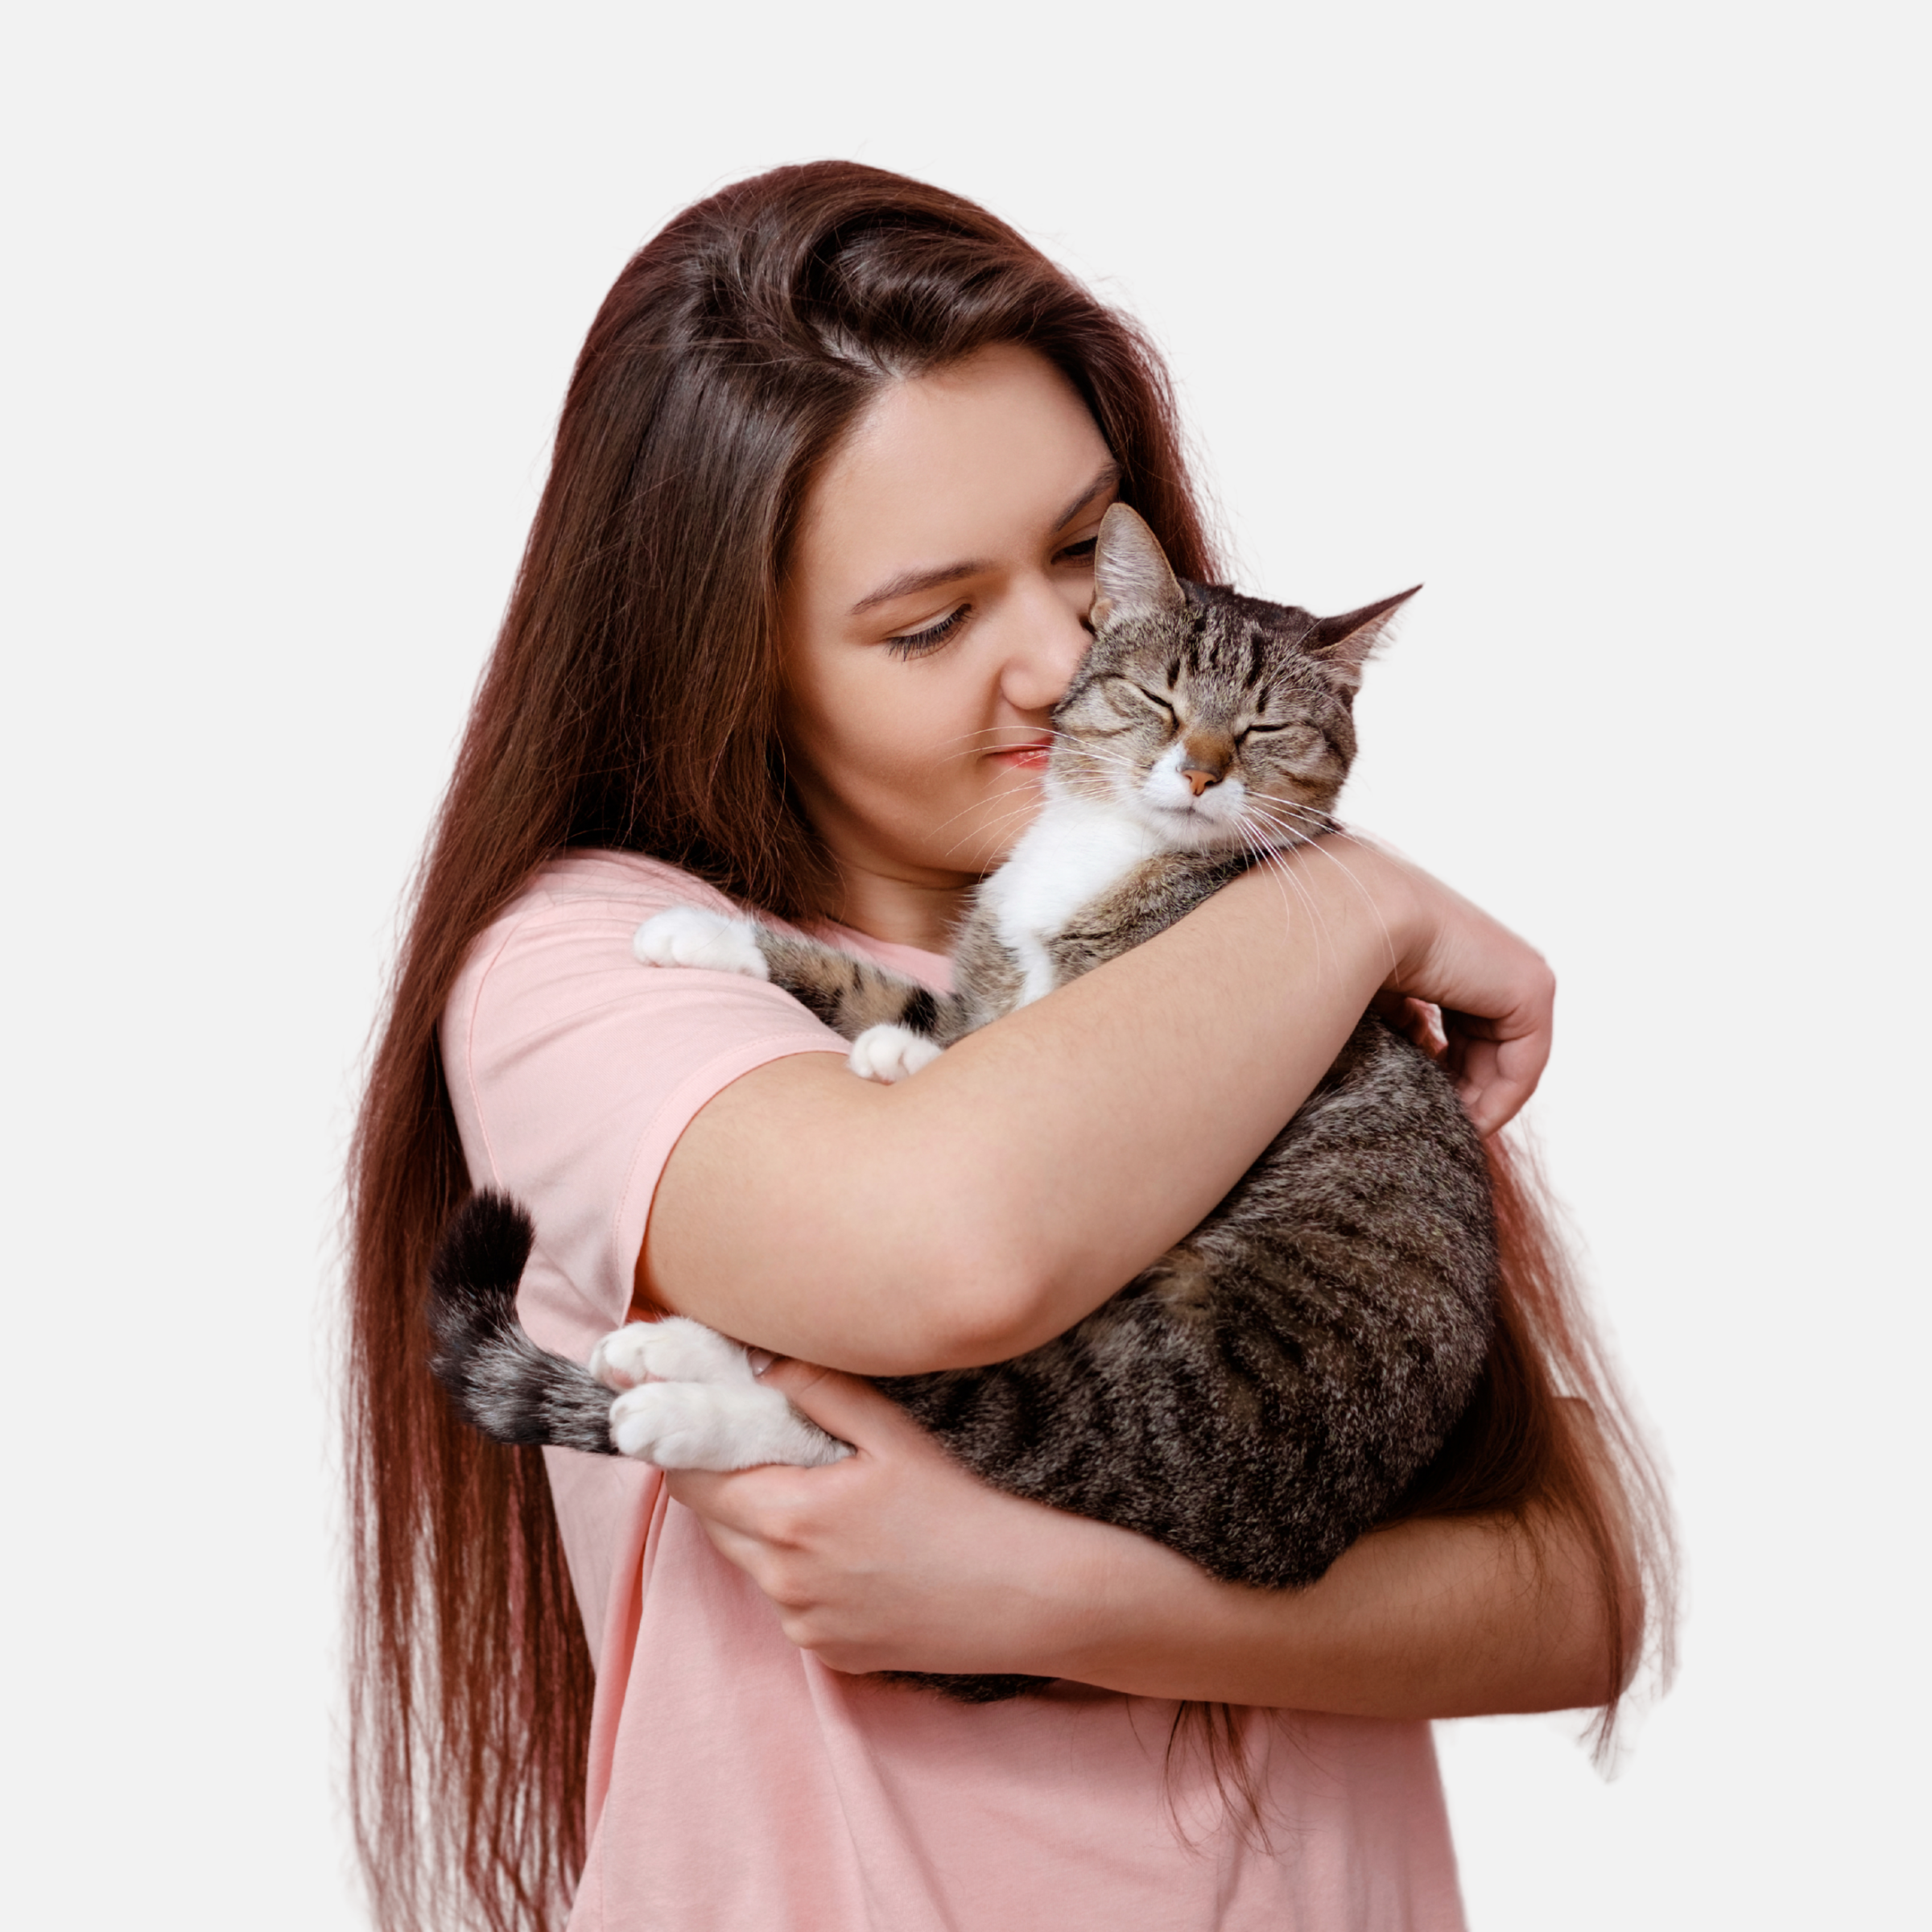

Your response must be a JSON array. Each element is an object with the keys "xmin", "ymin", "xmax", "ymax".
[{"xmin": 345, "ymin": 160, "xmax": 1670, "ymax": 1932}]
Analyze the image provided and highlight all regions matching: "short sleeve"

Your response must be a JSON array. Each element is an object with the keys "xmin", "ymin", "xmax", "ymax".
[{"xmin": 440, "ymin": 850, "xmax": 853, "ymax": 1364}]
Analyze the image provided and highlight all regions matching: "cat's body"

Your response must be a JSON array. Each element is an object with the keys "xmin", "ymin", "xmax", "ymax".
[{"xmin": 429, "ymin": 506, "xmax": 1498, "ymax": 1699}]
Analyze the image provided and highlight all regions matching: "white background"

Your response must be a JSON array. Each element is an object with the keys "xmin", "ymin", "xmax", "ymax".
[{"xmin": 4, "ymin": 2, "xmax": 1926, "ymax": 1925}]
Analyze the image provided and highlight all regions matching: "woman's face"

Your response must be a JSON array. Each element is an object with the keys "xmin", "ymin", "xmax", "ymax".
[{"xmin": 780, "ymin": 344, "xmax": 1118, "ymax": 931}]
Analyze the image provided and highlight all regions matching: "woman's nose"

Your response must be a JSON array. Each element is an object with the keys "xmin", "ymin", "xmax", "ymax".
[{"xmin": 998, "ymin": 579, "xmax": 1092, "ymax": 715}]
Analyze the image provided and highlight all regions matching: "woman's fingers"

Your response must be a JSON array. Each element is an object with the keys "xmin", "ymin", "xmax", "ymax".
[
  {"xmin": 1440, "ymin": 989, "xmax": 1554, "ymax": 1134},
  {"xmin": 758, "ymin": 1357, "xmax": 931, "ymax": 1449},
  {"xmin": 1369, "ymin": 990, "xmax": 1448, "ymax": 1058},
  {"xmin": 1364, "ymin": 844, "xmax": 1555, "ymax": 1135},
  {"xmin": 662, "ymin": 1362, "xmax": 932, "ymax": 1545}
]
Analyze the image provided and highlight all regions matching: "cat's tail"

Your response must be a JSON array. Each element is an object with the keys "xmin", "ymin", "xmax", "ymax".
[{"xmin": 427, "ymin": 1191, "xmax": 620, "ymax": 1456}]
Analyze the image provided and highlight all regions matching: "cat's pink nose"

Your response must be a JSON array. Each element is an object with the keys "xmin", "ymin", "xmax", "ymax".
[{"xmin": 1184, "ymin": 768, "xmax": 1220, "ymax": 797}]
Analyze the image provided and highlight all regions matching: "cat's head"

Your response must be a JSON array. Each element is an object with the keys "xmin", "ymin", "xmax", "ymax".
[{"xmin": 1050, "ymin": 504, "xmax": 1417, "ymax": 853}]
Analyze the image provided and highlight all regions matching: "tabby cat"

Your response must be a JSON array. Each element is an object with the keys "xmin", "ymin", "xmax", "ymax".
[{"xmin": 428, "ymin": 504, "xmax": 1497, "ymax": 1699}]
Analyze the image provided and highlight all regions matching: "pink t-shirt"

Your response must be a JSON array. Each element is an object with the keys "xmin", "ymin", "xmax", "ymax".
[{"xmin": 442, "ymin": 848, "xmax": 1468, "ymax": 1932}]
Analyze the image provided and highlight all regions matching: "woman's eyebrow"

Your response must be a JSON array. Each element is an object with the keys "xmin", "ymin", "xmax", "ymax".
[
  {"xmin": 1053, "ymin": 463, "xmax": 1122, "ymax": 531},
  {"xmin": 851, "ymin": 559, "xmax": 990, "ymax": 617},
  {"xmin": 848, "ymin": 465, "xmax": 1124, "ymax": 619}
]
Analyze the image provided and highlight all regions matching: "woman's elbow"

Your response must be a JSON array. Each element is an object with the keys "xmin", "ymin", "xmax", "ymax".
[
  {"xmin": 867, "ymin": 1232, "xmax": 1060, "ymax": 1375},
  {"xmin": 1536, "ymin": 1512, "xmax": 1649, "ymax": 1714}
]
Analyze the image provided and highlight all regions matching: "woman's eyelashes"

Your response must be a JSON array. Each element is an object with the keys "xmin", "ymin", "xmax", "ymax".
[
  {"xmin": 885, "ymin": 603, "xmax": 970, "ymax": 659},
  {"xmin": 884, "ymin": 536, "xmax": 1097, "ymax": 658}
]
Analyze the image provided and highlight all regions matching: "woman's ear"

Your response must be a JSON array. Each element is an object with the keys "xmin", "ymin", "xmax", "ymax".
[
  {"xmin": 1307, "ymin": 585, "xmax": 1422, "ymax": 694},
  {"xmin": 1091, "ymin": 503, "xmax": 1187, "ymax": 630}
]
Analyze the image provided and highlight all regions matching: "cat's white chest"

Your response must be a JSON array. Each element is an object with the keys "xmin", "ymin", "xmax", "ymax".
[{"xmin": 980, "ymin": 794, "xmax": 1163, "ymax": 1005}]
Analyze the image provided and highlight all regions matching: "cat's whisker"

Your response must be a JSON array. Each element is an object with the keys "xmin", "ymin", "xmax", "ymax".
[
  {"xmin": 1240, "ymin": 795, "xmax": 1336, "ymax": 838},
  {"xmin": 919, "ymin": 776, "xmax": 1056, "ymax": 844},
  {"xmin": 1233, "ymin": 824, "xmax": 1302, "ymax": 935},
  {"xmin": 1241, "ymin": 809, "xmax": 1399, "ymax": 975},
  {"xmin": 1248, "ymin": 839, "xmax": 1344, "ymax": 988},
  {"xmin": 1041, "ymin": 739, "xmax": 1149, "ymax": 781},
  {"xmin": 1228, "ymin": 802, "xmax": 1312, "ymax": 848},
  {"xmin": 935, "ymin": 797, "xmax": 1050, "ymax": 862},
  {"xmin": 935, "ymin": 807, "xmax": 1043, "ymax": 861},
  {"xmin": 1233, "ymin": 801, "xmax": 1321, "ymax": 847},
  {"xmin": 1236, "ymin": 821, "xmax": 1339, "ymax": 981},
  {"xmin": 1042, "ymin": 728, "xmax": 1150, "ymax": 758},
  {"xmin": 929, "ymin": 725, "xmax": 1061, "ymax": 766},
  {"xmin": 927, "ymin": 724, "xmax": 1025, "ymax": 749},
  {"xmin": 923, "ymin": 795, "xmax": 1034, "ymax": 845},
  {"xmin": 934, "ymin": 741, "xmax": 1048, "ymax": 767},
  {"xmin": 1244, "ymin": 795, "xmax": 1343, "ymax": 838}
]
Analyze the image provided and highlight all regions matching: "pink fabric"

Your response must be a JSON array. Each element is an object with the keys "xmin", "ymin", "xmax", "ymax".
[{"xmin": 443, "ymin": 848, "xmax": 1468, "ymax": 1932}]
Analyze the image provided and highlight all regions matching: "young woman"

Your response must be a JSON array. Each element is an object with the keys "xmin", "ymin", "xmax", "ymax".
[{"xmin": 345, "ymin": 160, "xmax": 1671, "ymax": 1932}]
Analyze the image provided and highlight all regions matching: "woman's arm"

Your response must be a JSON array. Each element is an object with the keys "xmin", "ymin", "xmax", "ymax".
[
  {"xmin": 669, "ymin": 1365, "xmax": 1633, "ymax": 1716},
  {"xmin": 644, "ymin": 836, "xmax": 1554, "ymax": 1374}
]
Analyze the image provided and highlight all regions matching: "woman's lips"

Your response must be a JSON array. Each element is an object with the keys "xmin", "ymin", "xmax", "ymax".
[{"xmin": 989, "ymin": 739, "xmax": 1055, "ymax": 770}]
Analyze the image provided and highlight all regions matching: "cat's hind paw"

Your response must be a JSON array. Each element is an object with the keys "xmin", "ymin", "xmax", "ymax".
[
  {"xmin": 609, "ymin": 1380, "xmax": 851, "ymax": 1469},
  {"xmin": 632, "ymin": 906, "xmax": 770, "ymax": 979},
  {"xmin": 847, "ymin": 1023, "xmax": 943, "ymax": 1084},
  {"xmin": 589, "ymin": 1316, "xmax": 756, "ymax": 1391}
]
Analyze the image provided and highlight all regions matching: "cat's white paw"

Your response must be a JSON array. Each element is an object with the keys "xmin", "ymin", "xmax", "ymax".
[
  {"xmin": 609, "ymin": 1380, "xmax": 851, "ymax": 1469},
  {"xmin": 632, "ymin": 906, "xmax": 769, "ymax": 979},
  {"xmin": 847, "ymin": 1023, "xmax": 944, "ymax": 1084},
  {"xmin": 589, "ymin": 1316, "xmax": 754, "ymax": 1391},
  {"xmin": 588, "ymin": 1323, "xmax": 655, "ymax": 1390}
]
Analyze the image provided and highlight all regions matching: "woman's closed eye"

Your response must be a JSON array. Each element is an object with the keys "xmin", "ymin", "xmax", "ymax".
[
  {"xmin": 885, "ymin": 603, "xmax": 971, "ymax": 659},
  {"xmin": 1055, "ymin": 535, "xmax": 1098, "ymax": 563}
]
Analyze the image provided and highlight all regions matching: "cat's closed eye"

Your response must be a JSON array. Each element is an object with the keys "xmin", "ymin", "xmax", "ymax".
[
  {"xmin": 1111, "ymin": 678, "xmax": 1175, "ymax": 721},
  {"xmin": 1241, "ymin": 722, "xmax": 1321, "ymax": 750}
]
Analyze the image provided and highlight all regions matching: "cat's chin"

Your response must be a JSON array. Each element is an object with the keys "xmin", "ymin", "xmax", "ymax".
[{"xmin": 1133, "ymin": 800, "xmax": 1251, "ymax": 852}]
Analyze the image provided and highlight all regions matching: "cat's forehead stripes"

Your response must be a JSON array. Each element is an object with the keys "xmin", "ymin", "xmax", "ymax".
[{"xmin": 1241, "ymin": 628, "xmax": 1265, "ymax": 691}]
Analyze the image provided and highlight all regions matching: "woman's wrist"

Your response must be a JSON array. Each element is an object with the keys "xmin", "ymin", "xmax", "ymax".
[
  {"xmin": 1038, "ymin": 1504, "xmax": 1612, "ymax": 1718},
  {"xmin": 1213, "ymin": 833, "xmax": 1428, "ymax": 990}
]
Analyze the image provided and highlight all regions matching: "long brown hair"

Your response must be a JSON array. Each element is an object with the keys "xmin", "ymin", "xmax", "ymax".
[{"xmin": 344, "ymin": 159, "xmax": 1671, "ymax": 1931}]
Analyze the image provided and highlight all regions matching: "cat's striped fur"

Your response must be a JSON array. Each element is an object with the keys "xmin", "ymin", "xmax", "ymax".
[{"xmin": 428, "ymin": 505, "xmax": 1497, "ymax": 1699}]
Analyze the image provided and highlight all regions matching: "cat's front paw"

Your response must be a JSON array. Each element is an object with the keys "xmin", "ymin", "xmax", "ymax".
[
  {"xmin": 589, "ymin": 1316, "xmax": 755, "ymax": 1391},
  {"xmin": 609, "ymin": 1380, "xmax": 851, "ymax": 1469},
  {"xmin": 848, "ymin": 1023, "xmax": 944, "ymax": 1084},
  {"xmin": 632, "ymin": 906, "xmax": 770, "ymax": 980}
]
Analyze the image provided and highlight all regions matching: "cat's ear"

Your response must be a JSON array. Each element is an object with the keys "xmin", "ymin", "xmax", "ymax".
[
  {"xmin": 1307, "ymin": 586, "xmax": 1421, "ymax": 693},
  {"xmin": 1091, "ymin": 503, "xmax": 1187, "ymax": 630}
]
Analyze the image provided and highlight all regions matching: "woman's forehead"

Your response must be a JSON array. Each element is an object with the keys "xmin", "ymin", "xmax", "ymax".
[{"xmin": 793, "ymin": 345, "xmax": 1113, "ymax": 616}]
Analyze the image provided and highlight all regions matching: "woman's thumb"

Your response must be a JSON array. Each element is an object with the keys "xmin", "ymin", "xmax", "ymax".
[{"xmin": 761, "ymin": 1358, "xmax": 918, "ymax": 1451}]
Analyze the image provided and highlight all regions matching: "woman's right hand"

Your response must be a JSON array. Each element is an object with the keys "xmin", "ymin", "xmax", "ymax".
[{"xmin": 1348, "ymin": 835, "xmax": 1556, "ymax": 1136}]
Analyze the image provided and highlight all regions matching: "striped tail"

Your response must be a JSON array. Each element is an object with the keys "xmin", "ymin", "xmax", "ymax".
[{"xmin": 427, "ymin": 1190, "xmax": 619, "ymax": 1455}]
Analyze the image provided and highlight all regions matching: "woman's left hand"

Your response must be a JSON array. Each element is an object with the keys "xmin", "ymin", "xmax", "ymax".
[{"xmin": 664, "ymin": 1358, "xmax": 1119, "ymax": 1678}]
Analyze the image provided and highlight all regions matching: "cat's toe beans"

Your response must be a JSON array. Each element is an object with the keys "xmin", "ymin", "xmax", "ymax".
[
  {"xmin": 632, "ymin": 907, "xmax": 770, "ymax": 980},
  {"xmin": 588, "ymin": 1323, "xmax": 659, "ymax": 1390},
  {"xmin": 609, "ymin": 1382, "xmax": 740, "ymax": 1468},
  {"xmin": 847, "ymin": 1024, "xmax": 944, "ymax": 1084},
  {"xmin": 609, "ymin": 1382, "xmax": 687, "ymax": 1460},
  {"xmin": 608, "ymin": 1381, "xmax": 839, "ymax": 1470}
]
